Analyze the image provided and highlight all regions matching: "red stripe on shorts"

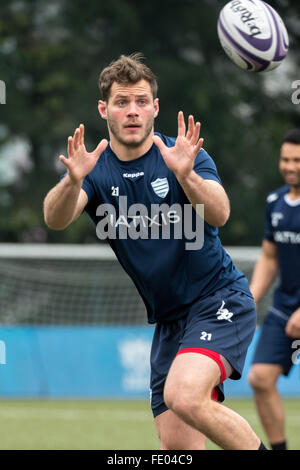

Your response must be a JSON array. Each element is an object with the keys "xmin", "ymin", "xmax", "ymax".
[
  {"xmin": 211, "ymin": 387, "xmax": 219, "ymax": 402},
  {"xmin": 176, "ymin": 347, "xmax": 227, "ymax": 384}
]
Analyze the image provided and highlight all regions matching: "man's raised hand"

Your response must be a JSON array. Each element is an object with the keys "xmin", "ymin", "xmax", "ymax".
[
  {"xmin": 153, "ymin": 111, "xmax": 204, "ymax": 180},
  {"xmin": 59, "ymin": 124, "xmax": 108, "ymax": 184}
]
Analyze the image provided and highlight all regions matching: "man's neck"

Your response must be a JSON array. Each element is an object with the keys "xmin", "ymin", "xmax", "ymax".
[
  {"xmin": 288, "ymin": 186, "xmax": 300, "ymax": 200},
  {"xmin": 110, "ymin": 135, "xmax": 154, "ymax": 162}
]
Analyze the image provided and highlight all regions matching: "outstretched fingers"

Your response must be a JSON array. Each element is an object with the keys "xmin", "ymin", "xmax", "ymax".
[
  {"xmin": 177, "ymin": 111, "xmax": 186, "ymax": 137},
  {"xmin": 153, "ymin": 134, "xmax": 167, "ymax": 154},
  {"xmin": 59, "ymin": 154, "xmax": 69, "ymax": 169},
  {"xmin": 67, "ymin": 124, "xmax": 85, "ymax": 159},
  {"xmin": 192, "ymin": 121, "xmax": 201, "ymax": 147},
  {"xmin": 194, "ymin": 136, "xmax": 204, "ymax": 154},
  {"xmin": 73, "ymin": 127, "xmax": 80, "ymax": 150},
  {"xmin": 79, "ymin": 124, "xmax": 85, "ymax": 146},
  {"xmin": 186, "ymin": 115, "xmax": 194, "ymax": 141},
  {"xmin": 68, "ymin": 136, "xmax": 74, "ymax": 158},
  {"xmin": 186, "ymin": 116, "xmax": 203, "ymax": 154},
  {"xmin": 178, "ymin": 112, "xmax": 202, "ymax": 144},
  {"xmin": 94, "ymin": 138, "xmax": 108, "ymax": 157}
]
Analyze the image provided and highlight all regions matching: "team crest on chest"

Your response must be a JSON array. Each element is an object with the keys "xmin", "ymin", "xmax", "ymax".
[
  {"xmin": 151, "ymin": 177, "xmax": 169, "ymax": 198},
  {"xmin": 271, "ymin": 212, "xmax": 284, "ymax": 227}
]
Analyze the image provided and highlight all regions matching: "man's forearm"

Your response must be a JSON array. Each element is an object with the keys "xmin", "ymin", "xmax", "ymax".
[
  {"xmin": 250, "ymin": 255, "xmax": 278, "ymax": 304},
  {"xmin": 44, "ymin": 175, "xmax": 82, "ymax": 230},
  {"xmin": 176, "ymin": 170, "xmax": 230, "ymax": 227}
]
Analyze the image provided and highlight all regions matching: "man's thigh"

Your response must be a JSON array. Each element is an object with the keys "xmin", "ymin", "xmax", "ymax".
[
  {"xmin": 164, "ymin": 351, "xmax": 225, "ymax": 406},
  {"xmin": 150, "ymin": 288, "xmax": 255, "ymax": 416},
  {"xmin": 150, "ymin": 319, "xmax": 185, "ymax": 418}
]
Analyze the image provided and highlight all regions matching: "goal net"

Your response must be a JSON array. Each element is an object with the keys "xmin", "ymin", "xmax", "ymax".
[{"xmin": 0, "ymin": 244, "xmax": 274, "ymax": 325}]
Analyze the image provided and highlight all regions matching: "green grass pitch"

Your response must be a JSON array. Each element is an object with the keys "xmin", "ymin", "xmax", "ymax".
[{"xmin": 0, "ymin": 398, "xmax": 298, "ymax": 450}]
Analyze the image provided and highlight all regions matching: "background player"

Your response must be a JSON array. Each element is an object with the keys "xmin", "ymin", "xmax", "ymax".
[
  {"xmin": 248, "ymin": 129, "xmax": 300, "ymax": 450},
  {"xmin": 43, "ymin": 53, "xmax": 266, "ymax": 450}
]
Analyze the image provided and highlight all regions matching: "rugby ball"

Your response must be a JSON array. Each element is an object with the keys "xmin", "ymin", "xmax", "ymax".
[{"xmin": 217, "ymin": 0, "xmax": 289, "ymax": 72}]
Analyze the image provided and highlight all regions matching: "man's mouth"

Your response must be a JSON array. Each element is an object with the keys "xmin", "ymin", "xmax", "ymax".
[
  {"xmin": 283, "ymin": 173, "xmax": 300, "ymax": 184},
  {"xmin": 284, "ymin": 172, "xmax": 297, "ymax": 178},
  {"xmin": 124, "ymin": 123, "xmax": 141, "ymax": 129}
]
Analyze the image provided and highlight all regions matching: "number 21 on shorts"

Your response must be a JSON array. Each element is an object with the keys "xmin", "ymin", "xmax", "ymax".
[{"xmin": 200, "ymin": 331, "xmax": 212, "ymax": 341}]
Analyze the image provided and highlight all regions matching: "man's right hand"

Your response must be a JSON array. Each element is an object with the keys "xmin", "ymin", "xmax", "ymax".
[{"xmin": 59, "ymin": 124, "xmax": 108, "ymax": 184}]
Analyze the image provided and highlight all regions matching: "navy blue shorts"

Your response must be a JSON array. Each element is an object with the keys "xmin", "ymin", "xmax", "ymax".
[
  {"xmin": 150, "ymin": 287, "xmax": 257, "ymax": 417},
  {"xmin": 252, "ymin": 308, "xmax": 296, "ymax": 376}
]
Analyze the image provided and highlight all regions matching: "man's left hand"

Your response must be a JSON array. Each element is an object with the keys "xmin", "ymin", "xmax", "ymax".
[
  {"xmin": 285, "ymin": 308, "xmax": 300, "ymax": 338},
  {"xmin": 153, "ymin": 111, "xmax": 204, "ymax": 180}
]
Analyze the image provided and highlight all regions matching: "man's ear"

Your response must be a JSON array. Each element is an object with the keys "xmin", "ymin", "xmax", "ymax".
[
  {"xmin": 154, "ymin": 98, "xmax": 159, "ymax": 118},
  {"xmin": 98, "ymin": 100, "xmax": 107, "ymax": 119}
]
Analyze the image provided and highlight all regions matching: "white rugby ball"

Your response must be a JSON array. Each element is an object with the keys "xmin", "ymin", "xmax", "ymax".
[{"xmin": 217, "ymin": 0, "xmax": 289, "ymax": 72}]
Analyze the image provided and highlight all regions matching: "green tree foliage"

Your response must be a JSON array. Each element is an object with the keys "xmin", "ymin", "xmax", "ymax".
[{"xmin": 0, "ymin": 0, "xmax": 300, "ymax": 244}]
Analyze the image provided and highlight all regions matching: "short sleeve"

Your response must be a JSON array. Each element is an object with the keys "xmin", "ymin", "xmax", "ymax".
[
  {"xmin": 263, "ymin": 199, "xmax": 274, "ymax": 242},
  {"xmin": 81, "ymin": 174, "xmax": 96, "ymax": 203},
  {"xmin": 59, "ymin": 171, "xmax": 67, "ymax": 182},
  {"xmin": 193, "ymin": 149, "xmax": 222, "ymax": 184}
]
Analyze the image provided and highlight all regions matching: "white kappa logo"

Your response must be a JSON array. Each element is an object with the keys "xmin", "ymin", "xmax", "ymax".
[{"xmin": 216, "ymin": 300, "xmax": 233, "ymax": 323}]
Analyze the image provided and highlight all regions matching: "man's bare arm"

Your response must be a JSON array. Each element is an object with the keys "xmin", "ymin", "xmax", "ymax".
[
  {"xmin": 153, "ymin": 112, "xmax": 230, "ymax": 227},
  {"xmin": 43, "ymin": 124, "xmax": 107, "ymax": 230},
  {"xmin": 250, "ymin": 240, "xmax": 279, "ymax": 304},
  {"xmin": 176, "ymin": 174, "xmax": 230, "ymax": 227},
  {"xmin": 44, "ymin": 176, "xmax": 88, "ymax": 230}
]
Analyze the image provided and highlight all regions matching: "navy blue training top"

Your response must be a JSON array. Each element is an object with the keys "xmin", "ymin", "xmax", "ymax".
[
  {"xmin": 264, "ymin": 185, "xmax": 300, "ymax": 316},
  {"xmin": 79, "ymin": 133, "xmax": 251, "ymax": 323}
]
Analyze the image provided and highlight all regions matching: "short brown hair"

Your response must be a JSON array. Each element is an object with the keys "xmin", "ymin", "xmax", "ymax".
[{"xmin": 98, "ymin": 53, "xmax": 158, "ymax": 101}]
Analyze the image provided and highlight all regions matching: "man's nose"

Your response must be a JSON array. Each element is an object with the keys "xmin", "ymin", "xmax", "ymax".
[
  {"xmin": 127, "ymin": 102, "xmax": 139, "ymax": 116},
  {"xmin": 286, "ymin": 161, "xmax": 297, "ymax": 171}
]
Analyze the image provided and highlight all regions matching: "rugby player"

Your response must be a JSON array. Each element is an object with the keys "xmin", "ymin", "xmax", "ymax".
[
  {"xmin": 44, "ymin": 53, "xmax": 266, "ymax": 450},
  {"xmin": 248, "ymin": 129, "xmax": 300, "ymax": 450}
]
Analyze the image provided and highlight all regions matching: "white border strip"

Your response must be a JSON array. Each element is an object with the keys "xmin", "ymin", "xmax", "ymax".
[
  {"xmin": 0, "ymin": 244, "xmax": 116, "ymax": 260},
  {"xmin": 0, "ymin": 244, "xmax": 261, "ymax": 261}
]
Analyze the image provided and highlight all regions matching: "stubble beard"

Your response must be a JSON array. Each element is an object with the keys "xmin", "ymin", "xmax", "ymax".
[
  {"xmin": 107, "ymin": 113, "xmax": 154, "ymax": 149},
  {"xmin": 282, "ymin": 172, "xmax": 300, "ymax": 189}
]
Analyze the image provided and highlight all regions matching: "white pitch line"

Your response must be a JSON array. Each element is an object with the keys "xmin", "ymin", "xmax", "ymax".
[
  {"xmin": 0, "ymin": 407, "xmax": 151, "ymax": 422},
  {"xmin": 0, "ymin": 407, "xmax": 298, "ymax": 424}
]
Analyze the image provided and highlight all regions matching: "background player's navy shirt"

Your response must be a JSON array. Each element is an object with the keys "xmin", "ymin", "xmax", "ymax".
[
  {"xmin": 264, "ymin": 185, "xmax": 300, "ymax": 316},
  {"xmin": 80, "ymin": 133, "xmax": 251, "ymax": 323}
]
